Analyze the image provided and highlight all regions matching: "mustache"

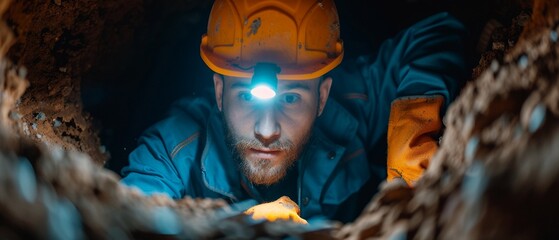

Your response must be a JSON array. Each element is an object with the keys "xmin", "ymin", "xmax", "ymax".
[{"xmin": 233, "ymin": 137, "xmax": 294, "ymax": 151}]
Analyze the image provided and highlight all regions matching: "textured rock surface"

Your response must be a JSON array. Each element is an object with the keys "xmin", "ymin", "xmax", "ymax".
[
  {"xmin": 2, "ymin": 0, "xmax": 125, "ymax": 165},
  {"xmin": 336, "ymin": 0, "xmax": 559, "ymax": 239}
]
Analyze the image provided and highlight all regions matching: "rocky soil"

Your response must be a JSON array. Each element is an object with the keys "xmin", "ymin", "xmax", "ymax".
[
  {"xmin": 2, "ymin": 0, "xmax": 127, "ymax": 165},
  {"xmin": 337, "ymin": 0, "xmax": 559, "ymax": 239}
]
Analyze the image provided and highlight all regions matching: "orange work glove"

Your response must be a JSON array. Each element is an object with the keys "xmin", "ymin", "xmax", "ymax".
[
  {"xmin": 387, "ymin": 95, "xmax": 444, "ymax": 185},
  {"xmin": 244, "ymin": 196, "xmax": 308, "ymax": 224}
]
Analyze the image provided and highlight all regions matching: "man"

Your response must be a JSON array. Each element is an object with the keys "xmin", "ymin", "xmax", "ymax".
[{"xmin": 121, "ymin": 0, "xmax": 467, "ymax": 223}]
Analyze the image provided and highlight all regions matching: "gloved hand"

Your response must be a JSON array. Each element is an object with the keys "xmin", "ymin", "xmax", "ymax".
[
  {"xmin": 244, "ymin": 196, "xmax": 308, "ymax": 224},
  {"xmin": 387, "ymin": 95, "xmax": 444, "ymax": 185}
]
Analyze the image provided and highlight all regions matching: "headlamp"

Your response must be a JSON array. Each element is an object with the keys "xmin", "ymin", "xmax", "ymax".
[{"xmin": 251, "ymin": 63, "xmax": 280, "ymax": 100}]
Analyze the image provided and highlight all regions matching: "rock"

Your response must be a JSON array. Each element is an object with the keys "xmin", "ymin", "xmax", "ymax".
[
  {"xmin": 336, "ymin": 1, "xmax": 559, "ymax": 239},
  {"xmin": 34, "ymin": 112, "xmax": 46, "ymax": 121}
]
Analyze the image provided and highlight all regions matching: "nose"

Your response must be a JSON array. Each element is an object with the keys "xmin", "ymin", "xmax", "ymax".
[{"xmin": 254, "ymin": 107, "xmax": 280, "ymax": 145}]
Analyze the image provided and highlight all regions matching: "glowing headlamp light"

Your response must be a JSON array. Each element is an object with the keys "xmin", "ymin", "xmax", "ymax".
[{"xmin": 251, "ymin": 63, "xmax": 280, "ymax": 100}]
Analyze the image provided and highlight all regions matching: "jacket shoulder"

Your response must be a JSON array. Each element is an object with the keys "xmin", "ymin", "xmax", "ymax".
[{"xmin": 141, "ymin": 97, "xmax": 213, "ymax": 160}]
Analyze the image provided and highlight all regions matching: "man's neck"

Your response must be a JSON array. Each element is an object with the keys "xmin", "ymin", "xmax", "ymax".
[{"xmin": 252, "ymin": 165, "xmax": 299, "ymax": 203}]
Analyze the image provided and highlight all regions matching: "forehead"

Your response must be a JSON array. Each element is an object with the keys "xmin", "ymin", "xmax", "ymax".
[{"xmin": 223, "ymin": 76, "xmax": 320, "ymax": 90}]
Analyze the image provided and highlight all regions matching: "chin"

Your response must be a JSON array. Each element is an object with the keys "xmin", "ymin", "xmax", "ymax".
[{"xmin": 242, "ymin": 157, "xmax": 288, "ymax": 186}]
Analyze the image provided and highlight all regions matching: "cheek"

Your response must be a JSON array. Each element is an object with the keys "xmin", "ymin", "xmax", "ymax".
[
  {"xmin": 223, "ymin": 100, "xmax": 254, "ymax": 135},
  {"xmin": 280, "ymin": 105, "xmax": 317, "ymax": 140}
]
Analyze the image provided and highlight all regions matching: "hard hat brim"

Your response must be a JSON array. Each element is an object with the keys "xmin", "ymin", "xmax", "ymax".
[{"xmin": 200, "ymin": 36, "xmax": 344, "ymax": 80}]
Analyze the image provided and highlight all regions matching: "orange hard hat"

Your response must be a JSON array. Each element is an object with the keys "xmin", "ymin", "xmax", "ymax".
[{"xmin": 200, "ymin": 0, "xmax": 344, "ymax": 80}]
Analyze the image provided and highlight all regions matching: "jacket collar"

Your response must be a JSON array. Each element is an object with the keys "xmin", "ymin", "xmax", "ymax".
[
  {"xmin": 200, "ymin": 110, "xmax": 242, "ymax": 202},
  {"xmin": 200, "ymin": 99, "xmax": 359, "ymax": 204},
  {"xmin": 315, "ymin": 99, "xmax": 359, "ymax": 146}
]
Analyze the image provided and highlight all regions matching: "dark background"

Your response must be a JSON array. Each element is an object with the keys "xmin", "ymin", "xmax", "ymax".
[{"xmin": 82, "ymin": 0, "xmax": 523, "ymax": 174}]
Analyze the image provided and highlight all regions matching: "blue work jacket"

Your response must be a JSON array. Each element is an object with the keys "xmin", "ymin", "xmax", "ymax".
[{"xmin": 121, "ymin": 12, "xmax": 467, "ymax": 223}]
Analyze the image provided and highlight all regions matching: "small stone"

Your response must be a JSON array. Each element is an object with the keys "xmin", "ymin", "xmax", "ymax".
[
  {"xmin": 49, "ymin": 145, "xmax": 65, "ymax": 161},
  {"xmin": 490, "ymin": 60, "xmax": 499, "ymax": 73},
  {"xmin": 36, "ymin": 134, "xmax": 42, "ymax": 139},
  {"xmin": 465, "ymin": 136, "xmax": 479, "ymax": 162},
  {"xmin": 551, "ymin": 31, "xmax": 558, "ymax": 43},
  {"xmin": 22, "ymin": 123, "xmax": 30, "ymax": 135},
  {"xmin": 462, "ymin": 161, "xmax": 487, "ymax": 205},
  {"xmin": 9, "ymin": 111, "xmax": 22, "ymax": 120},
  {"xmin": 518, "ymin": 55, "xmax": 528, "ymax": 70},
  {"xmin": 18, "ymin": 66, "xmax": 27, "ymax": 79},
  {"xmin": 54, "ymin": 0, "xmax": 62, "ymax": 6},
  {"xmin": 35, "ymin": 112, "xmax": 46, "ymax": 120},
  {"xmin": 58, "ymin": 67, "xmax": 67, "ymax": 73},
  {"xmin": 53, "ymin": 118, "xmax": 62, "ymax": 127},
  {"xmin": 528, "ymin": 103, "xmax": 546, "ymax": 133},
  {"xmin": 16, "ymin": 157, "xmax": 37, "ymax": 203},
  {"xmin": 31, "ymin": 123, "xmax": 38, "ymax": 130},
  {"xmin": 462, "ymin": 113, "xmax": 475, "ymax": 137}
]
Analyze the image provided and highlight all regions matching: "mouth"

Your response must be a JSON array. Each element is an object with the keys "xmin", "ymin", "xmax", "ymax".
[{"xmin": 247, "ymin": 148, "xmax": 282, "ymax": 159}]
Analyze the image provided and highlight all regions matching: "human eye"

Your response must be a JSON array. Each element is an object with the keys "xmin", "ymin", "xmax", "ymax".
[
  {"xmin": 238, "ymin": 92, "xmax": 254, "ymax": 102},
  {"xmin": 280, "ymin": 93, "xmax": 301, "ymax": 105}
]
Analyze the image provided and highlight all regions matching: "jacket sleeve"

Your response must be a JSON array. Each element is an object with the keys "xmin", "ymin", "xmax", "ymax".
[
  {"xmin": 327, "ymin": 12, "xmax": 467, "ymax": 184},
  {"xmin": 120, "ymin": 98, "xmax": 210, "ymax": 199},
  {"xmin": 120, "ymin": 124, "xmax": 186, "ymax": 199},
  {"xmin": 384, "ymin": 12, "xmax": 468, "ymax": 184},
  {"xmin": 394, "ymin": 12, "xmax": 468, "ymax": 107}
]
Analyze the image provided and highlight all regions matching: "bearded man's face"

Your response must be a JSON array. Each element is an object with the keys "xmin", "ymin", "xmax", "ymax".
[{"xmin": 213, "ymin": 75, "xmax": 332, "ymax": 186}]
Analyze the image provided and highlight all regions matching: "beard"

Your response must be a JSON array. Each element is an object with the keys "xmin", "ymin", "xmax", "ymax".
[
  {"xmin": 236, "ymin": 137, "xmax": 298, "ymax": 186},
  {"xmin": 222, "ymin": 115, "xmax": 312, "ymax": 186}
]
